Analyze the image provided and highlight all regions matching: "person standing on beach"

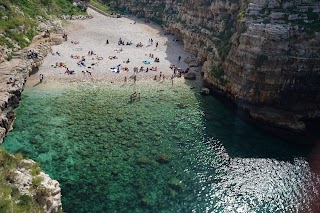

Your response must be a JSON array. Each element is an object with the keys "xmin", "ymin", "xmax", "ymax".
[
  {"xmin": 178, "ymin": 56, "xmax": 181, "ymax": 62},
  {"xmin": 156, "ymin": 42, "xmax": 158, "ymax": 48},
  {"xmin": 106, "ymin": 39, "xmax": 109, "ymax": 45},
  {"xmin": 124, "ymin": 76, "xmax": 127, "ymax": 83},
  {"xmin": 133, "ymin": 75, "xmax": 137, "ymax": 84},
  {"xmin": 40, "ymin": 74, "xmax": 44, "ymax": 83}
]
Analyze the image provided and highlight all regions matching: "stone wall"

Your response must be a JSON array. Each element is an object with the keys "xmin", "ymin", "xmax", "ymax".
[{"xmin": 112, "ymin": 0, "xmax": 320, "ymax": 136}]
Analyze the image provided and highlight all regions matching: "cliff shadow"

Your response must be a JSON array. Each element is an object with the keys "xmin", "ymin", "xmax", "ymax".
[
  {"xmin": 109, "ymin": 15, "xmax": 312, "ymax": 160},
  {"xmin": 148, "ymin": 19, "xmax": 313, "ymax": 160}
]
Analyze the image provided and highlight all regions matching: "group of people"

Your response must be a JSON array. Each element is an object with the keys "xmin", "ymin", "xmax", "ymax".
[
  {"xmin": 153, "ymin": 71, "xmax": 165, "ymax": 81},
  {"xmin": 117, "ymin": 38, "xmax": 133, "ymax": 46},
  {"xmin": 65, "ymin": 68, "xmax": 75, "ymax": 75},
  {"xmin": 136, "ymin": 42, "xmax": 143, "ymax": 47},
  {"xmin": 27, "ymin": 50, "xmax": 38, "ymax": 59},
  {"xmin": 170, "ymin": 64, "xmax": 189, "ymax": 77},
  {"xmin": 54, "ymin": 62, "xmax": 66, "ymax": 68},
  {"xmin": 8, "ymin": 77, "xmax": 18, "ymax": 86},
  {"xmin": 130, "ymin": 92, "xmax": 140, "ymax": 102}
]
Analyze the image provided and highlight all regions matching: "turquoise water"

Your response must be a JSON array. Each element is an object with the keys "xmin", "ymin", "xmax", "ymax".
[{"xmin": 3, "ymin": 80, "xmax": 320, "ymax": 212}]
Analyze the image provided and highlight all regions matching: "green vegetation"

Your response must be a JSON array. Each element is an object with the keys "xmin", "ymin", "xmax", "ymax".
[
  {"xmin": 0, "ymin": 0, "xmax": 87, "ymax": 48},
  {"xmin": 89, "ymin": 0, "xmax": 112, "ymax": 14},
  {"xmin": 211, "ymin": 64, "xmax": 224, "ymax": 79},
  {"xmin": 30, "ymin": 162, "xmax": 41, "ymax": 176},
  {"xmin": 262, "ymin": 17, "xmax": 271, "ymax": 24},
  {"xmin": 237, "ymin": 6, "xmax": 248, "ymax": 22},
  {"xmin": 214, "ymin": 20, "xmax": 235, "ymax": 61},
  {"xmin": 5, "ymin": 53, "xmax": 12, "ymax": 61},
  {"xmin": 0, "ymin": 148, "xmax": 45, "ymax": 212},
  {"xmin": 284, "ymin": 7, "xmax": 320, "ymax": 33}
]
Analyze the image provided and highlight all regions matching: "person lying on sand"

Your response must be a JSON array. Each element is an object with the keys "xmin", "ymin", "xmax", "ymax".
[
  {"xmin": 96, "ymin": 56, "xmax": 103, "ymax": 60},
  {"xmin": 122, "ymin": 67, "xmax": 129, "ymax": 72},
  {"xmin": 150, "ymin": 67, "xmax": 158, "ymax": 71},
  {"xmin": 71, "ymin": 55, "xmax": 80, "ymax": 59},
  {"xmin": 108, "ymin": 56, "xmax": 118, "ymax": 60},
  {"xmin": 65, "ymin": 68, "xmax": 75, "ymax": 75}
]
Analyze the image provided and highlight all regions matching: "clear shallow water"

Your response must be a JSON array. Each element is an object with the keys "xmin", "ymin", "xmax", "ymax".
[{"xmin": 3, "ymin": 81, "xmax": 320, "ymax": 212}]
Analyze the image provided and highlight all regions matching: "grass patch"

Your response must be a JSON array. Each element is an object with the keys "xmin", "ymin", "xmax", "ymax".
[
  {"xmin": 214, "ymin": 20, "xmax": 235, "ymax": 61},
  {"xmin": 5, "ymin": 53, "xmax": 12, "ymax": 61},
  {"xmin": 211, "ymin": 64, "xmax": 224, "ymax": 79},
  {"xmin": 0, "ymin": 0, "xmax": 87, "ymax": 47},
  {"xmin": 89, "ymin": 0, "xmax": 112, "ymax": 14}
]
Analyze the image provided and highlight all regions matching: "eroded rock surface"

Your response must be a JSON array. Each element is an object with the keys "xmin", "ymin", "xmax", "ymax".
[
  {"xmin": 0, "ymin": 43, "xmax": 51, "ymax": 143},
  {"xmin": 11, "ymin": 159, "xmax": 62, "ymax": 213},
  {"xmin": 113, "ymin": 0, "xmax": 320, "ymax": 136}
]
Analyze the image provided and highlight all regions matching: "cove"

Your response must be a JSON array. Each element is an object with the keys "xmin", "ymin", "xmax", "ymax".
[{"xmin": 3, "ymin": 80, "xmax": 320, "ymax": 212}]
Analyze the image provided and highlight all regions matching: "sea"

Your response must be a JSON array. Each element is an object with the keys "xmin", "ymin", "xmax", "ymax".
[{"xmin": 3, "ymin": 79, "xmax": 320, "ymax": 212}]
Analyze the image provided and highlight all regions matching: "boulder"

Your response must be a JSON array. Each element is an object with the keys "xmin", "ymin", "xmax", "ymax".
[
  {"xmin": 200, "ymin": 87, "xmax": 210, "ymax": 95},
  {"xmin": 156, "ymin": 153, "xmax": 170, "ymax": 163},
  {"xmin": 168, "ymin": 177, "xmax": 186, "ymax": 191},
  {"xmin": 184, "ymin": 72, "xmax": 196, "ymax": 80}
]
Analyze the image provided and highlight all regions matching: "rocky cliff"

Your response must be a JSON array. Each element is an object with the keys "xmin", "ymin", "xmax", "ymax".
[
  {"xmin": 0, "ymin": 34, "xmax": 64, "ymax": 212},
  {"xmin": 0, "ymin": 148, "xmax": 62, "ymax": 212},
  {"xmin": 111, "ymin": 0, "xmax": 320, "ymax": 140},
  {"xmin": 0, "ymin": 41, "xmax": 52, "ymax": 143}
]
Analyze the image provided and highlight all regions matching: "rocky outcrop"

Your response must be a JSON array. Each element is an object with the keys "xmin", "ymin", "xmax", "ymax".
[
  {"xmin": 11, "ymin": 159, "xmax": 62, "ymax": 213},
  {"xmin": 0, "ymin": 42, "xmax": 51, "ymax": 143},
  {"xmin": 0, "ymin": 38, "xmax": 62, "ymax": 212},
  {"xmin": 112, "ymin": 0, "xmax": 320, "ymax": 139}
]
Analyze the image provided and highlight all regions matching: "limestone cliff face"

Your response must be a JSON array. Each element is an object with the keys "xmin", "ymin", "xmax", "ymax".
[
  {"xmin": 11, "ymin": 159, "xmax": 62, "ymax": 213},
  {"xmin": 112, "ymin": 0, "xmax": 320, "ymax": 136},
  {"xmin": 0, "ymin": 38, "xmax": 63, "ymax": 212},
  {"xmin": 0, "ymin": 42, "xmax": 52, "ymax": 143}
]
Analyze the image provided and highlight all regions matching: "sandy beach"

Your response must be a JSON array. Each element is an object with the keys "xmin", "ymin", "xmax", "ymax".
[{"xmin": 27, "ymin": 8, "xmax": 195, "ymax": 87}]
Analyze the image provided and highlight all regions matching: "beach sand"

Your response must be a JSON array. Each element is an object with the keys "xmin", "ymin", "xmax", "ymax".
[{"xmin": 27, "ymin": 8, "xmax": 196, "ymax": 87}]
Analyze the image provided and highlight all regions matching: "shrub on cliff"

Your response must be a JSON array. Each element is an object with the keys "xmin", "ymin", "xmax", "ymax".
[
  {"xmin": 0, "ymin": 0, "xmax": 87, "ymax": 48},
  {"xmin": 0, "ymin": 148, "xmax": 45, "ymax": 212}
]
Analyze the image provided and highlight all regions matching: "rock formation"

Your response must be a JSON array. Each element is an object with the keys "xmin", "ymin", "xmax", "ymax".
[
  {"xmin": 11, "ymin": 159, "xmax": 62, "ymax": 213},
  {"xmin": 0, "ymin": 42, "xmax": 52, "ymax": 143},
  {"xmin": 0, "ymin": 37, "xmax": 62, "ymax": 212},
  {"xmin": 112, "ymin": 0, "xmax": 320, "ymax": 140}
]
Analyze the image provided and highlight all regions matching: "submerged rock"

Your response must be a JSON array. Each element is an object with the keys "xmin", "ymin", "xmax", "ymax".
[
  {"xmin": 184, "ymin": 72, "xmax": 196, "ymax": 80},
  {"xmin": 168, "ymin": 177, "xmax": 186, "ymax": 191},
  {"xmin": 116, "ymin": 115, "xmax": 124, "ymax": 122},
  {"xmin": 176, "ymin": 102, "xmax": 188, "ymax": 109},
  {"xmin": 200, "ymin": 87, "xmax": 210, "ymax": 95},
  {"xmin": 156, "ymin": 153, "xmax": 171, "ymax": 163},
  {"xmin": 136, "ymin": 156, "xmax": 153, "ymax": 165}
]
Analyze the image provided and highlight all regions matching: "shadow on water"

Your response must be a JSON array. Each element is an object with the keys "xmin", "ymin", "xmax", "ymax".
[{"xmin": 147, "ymin": 20, "xmax": 314, "ymax": 160}]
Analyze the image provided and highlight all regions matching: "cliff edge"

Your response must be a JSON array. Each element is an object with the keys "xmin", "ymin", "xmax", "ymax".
[{"xmin": 113, "ymin": 0, "xmax": 320, "ymax": 141}]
